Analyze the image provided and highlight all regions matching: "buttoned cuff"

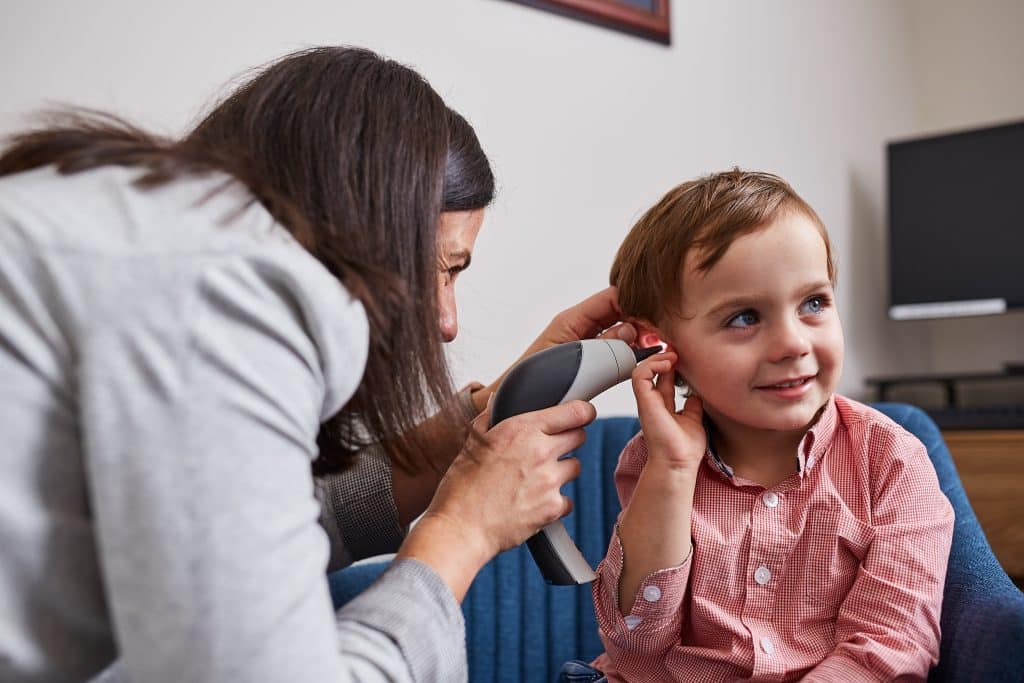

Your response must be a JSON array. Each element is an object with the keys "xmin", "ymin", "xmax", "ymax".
[{"xmin": 593, "ymin": 525, "xmax": 692, "ymax": 646}]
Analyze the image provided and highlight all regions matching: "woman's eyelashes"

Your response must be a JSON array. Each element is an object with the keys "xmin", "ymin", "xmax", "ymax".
[{"xmin": 440, "ymin": 262, "xmax": 467, "ymax": 282}]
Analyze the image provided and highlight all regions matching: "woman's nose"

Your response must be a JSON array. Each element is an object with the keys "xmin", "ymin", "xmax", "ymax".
[{"xmin": 438, "ymin": 285, "xmax": 458, "ymax": 342}]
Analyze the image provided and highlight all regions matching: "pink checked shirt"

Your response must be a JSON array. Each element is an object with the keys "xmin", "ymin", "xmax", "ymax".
[{"xmin": 592, "ymin": 395, "xmax": 954, "ymax": 682}]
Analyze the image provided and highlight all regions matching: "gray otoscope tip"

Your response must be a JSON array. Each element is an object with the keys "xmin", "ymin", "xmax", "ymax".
[{"xmin": 634, "ymin": 346, "xmax": 662, "ymax": 363}]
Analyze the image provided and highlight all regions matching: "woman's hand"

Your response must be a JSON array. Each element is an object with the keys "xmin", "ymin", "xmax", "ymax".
[
  {"xmin": 396, "ymin": 398, "xmax": 596, "ymax": 600},
  {"xmin": 523, "ymin": 285, "xmax": 637, "ymax": 354},
  {"xmin": 631, "ymin": 350, "xmax": 706, "ymax": 473},
  {"xmin": 471, "ymin": 286, "xmax": 636, "ymax": 413}
]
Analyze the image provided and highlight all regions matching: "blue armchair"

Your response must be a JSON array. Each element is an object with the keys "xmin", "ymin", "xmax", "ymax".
[{"xmin": 329, "ymin": 404, "xmax": 1024, "ymax": 682}]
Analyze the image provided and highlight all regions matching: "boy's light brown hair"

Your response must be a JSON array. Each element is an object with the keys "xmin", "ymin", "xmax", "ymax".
[{"xmin": 610, "ymin": 168, "xmax": 836, "ymax": 325}]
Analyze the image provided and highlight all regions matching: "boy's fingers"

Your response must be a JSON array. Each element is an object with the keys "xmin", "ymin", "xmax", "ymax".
[
  {"xmin": 655, "ymin": 366, "xmax": 677, "ymax": 412},
  {"xmin": 631, "ymin": 357, "xmax": 671, "ymax": 418},
  {"xmin": 679, "ymin": 394, "xmax": 704, "ymax": 423}
]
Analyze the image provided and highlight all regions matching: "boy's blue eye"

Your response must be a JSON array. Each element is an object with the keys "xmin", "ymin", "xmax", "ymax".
[
  {"xmin": 726, "ymin": 310, "xmax": 759, "ymax": 328},
  {"xmin": 800, "ymin": 296, "xmax": 827, "ymax": 315}
]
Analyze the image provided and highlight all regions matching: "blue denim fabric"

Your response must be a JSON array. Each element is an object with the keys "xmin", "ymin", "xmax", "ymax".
[{"xmin": 559, "ymin": 660, "xmax": 607, "ymax": 682}]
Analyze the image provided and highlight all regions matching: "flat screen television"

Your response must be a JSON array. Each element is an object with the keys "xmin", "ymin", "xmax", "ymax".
[{"xmin": 887, "ymin": 120, "xmax": 1024, "ymax": 320}]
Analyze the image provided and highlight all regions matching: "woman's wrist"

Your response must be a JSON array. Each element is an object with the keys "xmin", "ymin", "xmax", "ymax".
[
  {"xmin": 395, "ymin": 511, "xmax": 495, "ymax": 602},
  {"xmin": 469, "ymin": 382, "xmax": 495, "ymax": 415}
]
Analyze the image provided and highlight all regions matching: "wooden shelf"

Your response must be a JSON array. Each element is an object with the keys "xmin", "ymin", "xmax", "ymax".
[{"xmin": 943, "ymin": 430, "xmax": 1024, "ymax": 577}]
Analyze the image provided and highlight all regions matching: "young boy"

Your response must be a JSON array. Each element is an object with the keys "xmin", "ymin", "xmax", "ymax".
[{"xmin": 583, "ymin": 170, "xmax": 954, "ymax": 682}]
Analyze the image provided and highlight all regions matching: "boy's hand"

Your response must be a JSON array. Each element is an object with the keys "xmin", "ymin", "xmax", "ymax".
[{"xmin": 631, "ymin": 350, "xmax": 706, "ymax": 473}]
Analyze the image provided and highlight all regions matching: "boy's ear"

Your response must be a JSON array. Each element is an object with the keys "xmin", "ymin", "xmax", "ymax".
[{"xmin": 633, "ymin": 321, "xmax": 666, "ymax": 350}]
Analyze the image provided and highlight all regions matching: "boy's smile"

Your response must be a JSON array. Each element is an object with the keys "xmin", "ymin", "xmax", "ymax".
[{"xmin": 660, "ymin": 207, "xmax": 844, "ymax": 456}]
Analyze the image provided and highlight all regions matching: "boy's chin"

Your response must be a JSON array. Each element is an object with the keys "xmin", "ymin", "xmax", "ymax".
[
  {"xmin": 708, "ymin": 404, "xmax": 820, "ymax": 436},
  {"xmin": 739, "ymin": 397, "xmax": 830, "ymax": 433}
]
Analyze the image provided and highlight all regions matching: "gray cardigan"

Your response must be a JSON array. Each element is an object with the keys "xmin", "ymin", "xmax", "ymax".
[{"xmin": 0, "ymin": 166, "xmax": 466, "ymax": 682}]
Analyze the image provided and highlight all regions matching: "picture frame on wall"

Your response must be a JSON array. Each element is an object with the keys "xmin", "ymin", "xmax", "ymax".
[{"xmin": 502, "ymin": 0, "xmax": 671, "ymax": 45}]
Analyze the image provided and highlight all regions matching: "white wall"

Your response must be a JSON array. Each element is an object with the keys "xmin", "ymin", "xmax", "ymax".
[
  {"xmin": 902, "ymin": 0, "xmax": 1024, "ymax": 387},
  {"xmin": 1, "ymin": 1, "xmax": 1015, "ymax": 416}
]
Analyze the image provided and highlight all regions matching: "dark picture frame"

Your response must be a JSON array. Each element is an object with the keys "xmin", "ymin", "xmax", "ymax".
[{"xmin": 503, "ymin": 0, "xmax": 671, "ymax": 45}]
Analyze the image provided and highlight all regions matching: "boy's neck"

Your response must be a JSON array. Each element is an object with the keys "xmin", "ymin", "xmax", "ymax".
[{"xmin": 706, "ymin": 415, "xmax": 810, "ymax": 489}]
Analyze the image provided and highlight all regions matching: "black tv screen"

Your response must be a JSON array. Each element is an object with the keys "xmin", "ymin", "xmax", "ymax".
[{"xmin": 887, "ymin": 120, "xmax": 1024, "ymax": 320}]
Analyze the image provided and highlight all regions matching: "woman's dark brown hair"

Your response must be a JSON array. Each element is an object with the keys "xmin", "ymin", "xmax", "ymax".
[{"xmin": 0, "ymin": 46, "xmax": 495, "ymax": 474}]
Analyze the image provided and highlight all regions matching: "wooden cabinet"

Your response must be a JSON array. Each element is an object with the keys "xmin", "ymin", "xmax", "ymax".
[{"xmin": 943, "ymin": 430, "xmax": 1024, "ymax": 578}]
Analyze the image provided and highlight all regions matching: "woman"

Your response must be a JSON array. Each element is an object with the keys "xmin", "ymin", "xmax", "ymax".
[{"xmin": 0, "ymin": 47, "xmax": 633, "ymax": 681}]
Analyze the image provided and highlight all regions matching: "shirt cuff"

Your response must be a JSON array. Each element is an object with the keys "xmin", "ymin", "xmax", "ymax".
[
  {"xmin": 458, "ymin": 381, "xmax": 485, "ymax": 418},
  {"xmin": 594, "ymin": 525, "xmax": 693, "ymax": 638}
]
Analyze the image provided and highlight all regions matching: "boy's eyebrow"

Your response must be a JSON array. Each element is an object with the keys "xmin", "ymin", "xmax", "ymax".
[
  {"xmin": 703, "ymin": 281, "xmax": 833, "ymax": 319},
  {"xmin": 797, "ymin": 280, "xmax": 834, "ymax": 298},
  {"xmin": 703, "ymin": 295, "xmax": 765, "ymax": 319}
]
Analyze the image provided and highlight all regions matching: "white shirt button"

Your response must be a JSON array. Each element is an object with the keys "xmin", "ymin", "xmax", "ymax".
[
  {"xmin": 762, "ymin": 491, "xmax": 779, "ymax": 508},
  {"xmin": 760, "ymin": 636, "xmax": 775, "ymax": 654},
  {"xmin": 642, "ymin": 585, "xmax": 662, "ymax": 602},
  {"xmin": 754, "ymin": 566, "xmax": 772, "ymax": 585},
  {"xmin": 624, "ymin": 615, "xmax": 643, "ymax": 630}
]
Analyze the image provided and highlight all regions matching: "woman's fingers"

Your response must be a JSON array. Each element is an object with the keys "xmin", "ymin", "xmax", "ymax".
[
  {"xmin": 595, "ymin": 321, "xmax": 637, "ymax": 344},
  {"xmin": 561, "ymin": 285, "xmax": 624, "ymax": 338},
  {"xmin": 561, "ymin": 495, "xmax": 574, "ymax": 518},
  {"xmin": 532, "ymin": 400, "xmax": 597, "ymax": 436},
  {"xmin": 555, "ymin": 451, "xmax": 583, "ymax": 481},
  {"xmin": 531, "ymin": 286, "xmax": 626, "ymax": 349}
]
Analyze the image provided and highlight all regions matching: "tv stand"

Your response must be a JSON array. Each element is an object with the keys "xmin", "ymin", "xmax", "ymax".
[{"xmin": 865, "ymin": 368, "xmax": 1022, "ymax": 406}]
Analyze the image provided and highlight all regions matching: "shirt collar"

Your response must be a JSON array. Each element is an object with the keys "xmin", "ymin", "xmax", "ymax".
[
  {"xmin": 795, "ymin": 396, "xmax": 838, "ymax": 476},
  {"xmin": 702, "ymin": 395, "xmax": 839, "ymax": 481}
]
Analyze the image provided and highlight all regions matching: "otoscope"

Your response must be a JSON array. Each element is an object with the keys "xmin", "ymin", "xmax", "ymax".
[{"xmin": 489, "ymin": 338, "xmax": 660, "ymax": 585}]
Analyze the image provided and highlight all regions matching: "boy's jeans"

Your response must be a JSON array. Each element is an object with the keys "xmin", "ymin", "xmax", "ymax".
[{"xmin": 559, "ymin": 660, "xmax": 607, "ymax": 682}]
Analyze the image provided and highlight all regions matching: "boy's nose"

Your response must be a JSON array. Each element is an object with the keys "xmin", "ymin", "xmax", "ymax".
[{"xmin": 768, "ymin": 319, "xmax": 812, "ymax": 361}]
